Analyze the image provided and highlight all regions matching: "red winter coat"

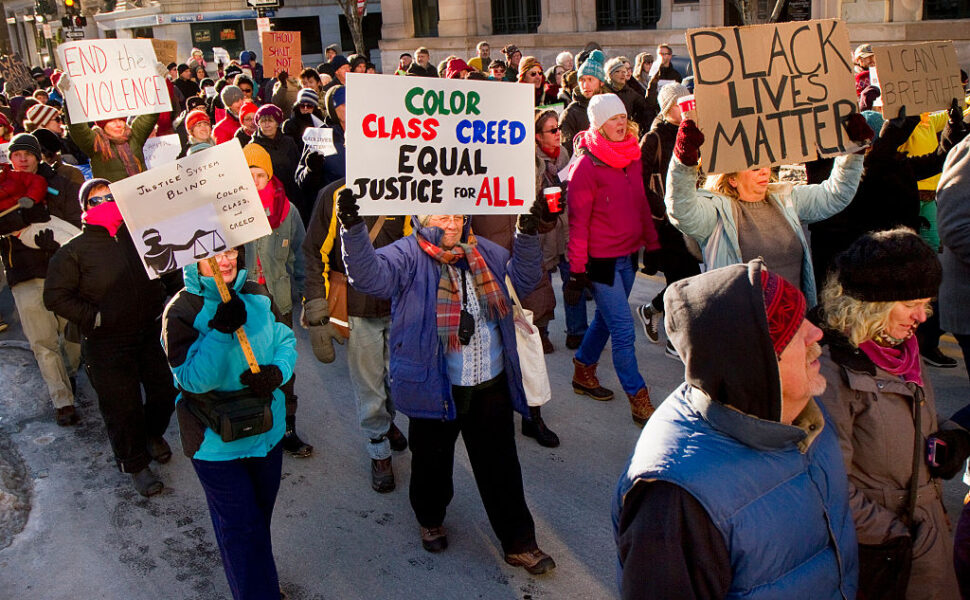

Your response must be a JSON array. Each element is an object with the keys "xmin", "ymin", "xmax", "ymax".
[{"xmin": 213, "ymin": 112, "xmax": 240, "ymax": 145}]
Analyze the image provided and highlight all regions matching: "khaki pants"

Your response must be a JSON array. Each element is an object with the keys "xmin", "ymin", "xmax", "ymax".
[{"xmin": 11, "ymin": 278, "xmax": 80, "ymax": 409}]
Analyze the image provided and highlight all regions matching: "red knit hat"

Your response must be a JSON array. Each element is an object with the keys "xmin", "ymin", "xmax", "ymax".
[
  {"xmin": 185, "ymin": 109, "xmax": 210, "ymax": 132},
  {"xmin": 238, "ymin": 100, "xmax": 259, "ymax": 122},
  {"xmin": 760, "ymin": 270, "xmax": 806, "ymax": 357}
]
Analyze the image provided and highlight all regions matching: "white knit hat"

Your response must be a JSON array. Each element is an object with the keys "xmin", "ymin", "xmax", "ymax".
[
  {"xmin": 658, "ymin": 83, "xmax": 690, "ymax": 118},
  {"xmin": 587, "ymin": 93, "xmax": 627, "ymax": 130}
]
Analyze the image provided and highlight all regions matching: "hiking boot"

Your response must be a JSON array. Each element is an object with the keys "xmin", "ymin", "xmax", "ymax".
[
  {"xmin": 131, "ymin": 467, "xmax": 163, "ymax": 497},
  {"xmin": 538, "ymin": 327, "xmax": 554, "ymax": 354},
  {"xmin": 572, "ymin": 358, "xmax": 614, "ymax": 401},
  {"xmin": 55, "ymin": 405, "xmax": 78, "ymax": 426},
  {"xmin": 147, "ymin": 435, "xmax": 172, "ymax": 464},
  {"xmin": 521, "ymin": 406, "xmax": 560, "ymax": 448},
  {"xmin": 504, "ymin": 548, "xmax": 556, "ymax": 575},
  {"xmin": 387, "ymin": 422, "xmax": 408, "ymax": 452},
  {"xmin": 922, "ymin": 348, "xmax": 957, "ymax": 368},
  {"xmin": 282, "ymin": 415, "xmax": 313, "ymax": 457},
  {"xmin": 371, "ymin": 457, "xmax": 395, "ymax": 493},
  {"xmin": 565, "ymin": 334, "xmax": 584, "ymax": 350},
  {"xmin": 628, "ymin": 388, "xmax": 656, "ymax": 427},
  {"xmin": 636, "ymin": 304, "xmax": 661, "ymax": 344},
  {"xmin": 420, "ymin": 526, "xmax": 448, "ymax": 553}
]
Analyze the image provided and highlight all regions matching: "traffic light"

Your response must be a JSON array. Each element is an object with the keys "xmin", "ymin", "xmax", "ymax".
[{"xmin": 64, "ymin": 0, "xmax": 77, "ymax": 15}]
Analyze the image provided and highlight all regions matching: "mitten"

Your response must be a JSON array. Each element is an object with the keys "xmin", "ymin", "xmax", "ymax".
[
  {"xmin": 948, "ymin": 97, "xmax": 965, "ymax": 126},
  {"xmin": 674, "ymin": 119, "xmax": 705, "ymax": 167},
  {"xmin": 303, "ymin": 298, "xmax": 345, "ymax": 363},
  {"xmin": 564, "ymin": 271, "xmax": 592, "ymax": 306},
  {"xmin": 239, "ymin": 364, "xmax": 284, "ymax": 396},
  {"xmin": 878, "ymin": 106, "xmax": 921, "ymax": 149},
  {"xmin": 842, "ymin": 112, "xmax": 874, "ymax": 145},
  {"xmin": 927, "ymin": 429, "xmax": 970, "ymax": 480},
  {"xmin": 34, "ymin": 229, "xmax": 60, "ymax": 254},
  {"xmin": 336, "ymin": 187, "xmax": 363, "ymax": 228},
  {"xmin": 208, "ymin": 291, "xmax": 247, "ymax": 334}
]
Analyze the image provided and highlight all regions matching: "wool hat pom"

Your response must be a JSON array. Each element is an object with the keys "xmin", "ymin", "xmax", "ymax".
[
  {"xmin": 577, "ymin": 50, "xmax": 606, "ymax": 83},
  {"xmin": 587, "ymin": 93, "xmax": 627, "ymax": 131}
]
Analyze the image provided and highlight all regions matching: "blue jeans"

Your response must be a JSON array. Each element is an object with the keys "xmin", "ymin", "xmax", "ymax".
[
  {"xmin": 348, "ymin": 315, "xmax": 396, "ymax": 459},
  {"xmin": 192, "ymin": 443, "xmax": 283, "ymax": 600},
  {"xmin": 575, "ymin": 256, "xmax": 646, "ymax": 395},
  {"xmin": 555, "ymin": 256, "xmax": 589, "ymax": 337}
]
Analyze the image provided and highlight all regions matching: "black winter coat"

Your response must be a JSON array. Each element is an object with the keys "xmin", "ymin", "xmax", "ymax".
[
  {"xmin": 252, "ymin": 129, "xmax": 301, "ymax": 213},
  {"xmin": 612, "ymin": 83, "xmax": 653, "ymax": 136},
  {"xmin": 560, "ymin": 88, "xmax": 593, "ymax": 155}
]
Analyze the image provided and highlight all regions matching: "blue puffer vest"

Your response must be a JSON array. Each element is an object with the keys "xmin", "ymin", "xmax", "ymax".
[{"xmin": 613, "ymin": 384, "xmax": 858, "ymax": 600}]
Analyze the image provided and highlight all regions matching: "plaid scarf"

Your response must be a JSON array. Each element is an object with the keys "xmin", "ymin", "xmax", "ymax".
[
  {"xmin": 91, "ymin": 125, "xmax": 143, "ymax": 177},
  {"xmin": 417, "ymin": 231, "xmax": 509, "ymax": 351}
]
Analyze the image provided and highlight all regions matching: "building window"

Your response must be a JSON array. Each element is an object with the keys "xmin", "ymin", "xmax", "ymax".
[
  {"xmin": 339, "ymin": 13, "xmax": 383, "ymax": 55},
  {"xmin": 596, "ymin": 0, "xmax": 661, "ymax": 30},
  {"xmin": 492, "ymin": 0, "xmax": 541, "ymax": 35},
  {"xmin": 413, "ymin": 0, "xmax": 438, "ymax": 37},
  {"xmin": 131, "ymin": 26, "xmax": 154, "ymax": 39},
  {"xmin": 925, "ymin": 0, "xmax": 970, "ymax": 19},
  {"xmin": 272, "ymin": 16, "xmax": 323, "ymax": 56}
]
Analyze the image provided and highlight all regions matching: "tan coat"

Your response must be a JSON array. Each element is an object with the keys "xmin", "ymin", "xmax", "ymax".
[{"xmin": 818, "ymin": 348, "xmax": 959, "ymax": 600}]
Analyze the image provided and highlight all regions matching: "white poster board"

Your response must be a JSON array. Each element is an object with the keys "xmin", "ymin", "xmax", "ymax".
[
  {"xmin": 111, "ymin": 141, "xmax": 270, "ymax": 279},
  {"xmin": 56, "ymin": 39, "xmax": 172, "ymax": 124},
  {"xmin": 212, "ymin": 47, "xmax": 231, "ymax": 67},
  {"xmin": 0, "ymin": 143, "xmax": 9, "ymax": 164},
  {"xmin": 143, "ymin": 134, "xmax": 182, "ymax": 169},
  {"xmin": 344, "ymin": 72, "xmax": 535, "ymax": 215},
  {"xmin": 302, "ymin": 127, "xmax": 336, "ymax": 156}
]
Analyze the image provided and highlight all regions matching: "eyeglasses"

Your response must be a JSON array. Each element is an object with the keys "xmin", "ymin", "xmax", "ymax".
[
  {"xmin": 429, "ymin": 215, "xmax": 466, "ymax": 226},
  {"xmin": 541, "ymin": 126, "xmax": 560, "ymax": 134},
  {"xmin": 87, "ymin": 193, "xmax": 114, "ymax": 206},
  {"xmin": 214, "ymin": 249, "xmax": 239, "ymax": 260}
]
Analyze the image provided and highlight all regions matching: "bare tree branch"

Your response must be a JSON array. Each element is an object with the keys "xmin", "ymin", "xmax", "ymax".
[
  {"xmin": 334, "ymin": 0, "xmax": 366, "ymax": 56},
  {"xmin": 768, "ymin": 0, "xmax": 788, "ymax": 23}
]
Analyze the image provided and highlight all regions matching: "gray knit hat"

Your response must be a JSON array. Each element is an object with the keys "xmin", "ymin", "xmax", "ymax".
[
  {"xmin": 658, "ymin": 82, "xmax": 690, "ymax": 118},
  {"xmin": 295, "ymin": 87, "xmax": 319, "ymax": 108},
  {"xmin": 8, "ymin": 133, "xmax": 41, "ymax": 161},
  {"xmin": 220, "ymin": 85, "xmax": 244, "ymax": 108}
]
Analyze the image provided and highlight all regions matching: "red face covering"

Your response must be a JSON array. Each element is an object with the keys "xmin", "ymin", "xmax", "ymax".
[{"xmin": 82, "ymin": 201, "xmax": 125, "ymax": 237}]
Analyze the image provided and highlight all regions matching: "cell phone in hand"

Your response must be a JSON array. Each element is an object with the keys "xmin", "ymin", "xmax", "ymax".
[{"xmin": 927, "ymin": 437, "xmax": 949, "ymax": 468}]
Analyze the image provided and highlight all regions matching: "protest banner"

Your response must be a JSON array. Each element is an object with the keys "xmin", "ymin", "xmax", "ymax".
[
  {"xmin": 143, "ymin": 134, "xmax": 182, "ymax": 169},
  {"xmin": 261, "ymin": 31, "xmax": 302, "ymax": 77},
  {"xmin": 0, "ymin": 54, "xmax": 35, "ymax": 92},
  {"xmin": 686, "ymin": 18, "xmax": 858, "ymax": 174},
  {"xmin": 871, "ymin": 41, "xmax": 964, "ymax": 118},
  {"xmin": 56, "ymin": 39, "xmax": 172, "ymax": 124},
  {"xmin": 302, "ymin": 127, "xmax": 337, "ymax": 156},
  {"xmin": 345, "ymin": 73, "xmax": 535, "ymax": 215},
  {"xmin": 110, "ymin": 141, "xmax": 270, "ymax": 279},
  {"xmin": 146, "ymin": 39, "xmax": 178, "ymax": 69}
]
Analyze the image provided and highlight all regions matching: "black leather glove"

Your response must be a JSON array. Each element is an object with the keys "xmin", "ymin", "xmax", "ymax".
[
  {"xmin": 948, "ymin": 97, "xmax": 964, "ymax": 126},
  {"xmin": 878, "ymin": 106, "xmax": 921, "ymax": 149},
  {"xmin": 564, "ymin": 271, "xmax": 592, "ymax": 306},
  {"xmin": 926, "ymin": 429, "xmax": 970, "ymax": 479},
  {"xmin": 208, "ymin": 291, "xmax": 247, "ymax": 334},
  {"xmin": 239, "ymin": 364, "xmax": 284, "ymax": 396},
  {"xmin": 305, "ymin": 151, "xmax": 325, "ymax": 171},
  {"xmin": 34, "ymin": 229, "xmax": 60, "ymax": 254},
  {"xmin": 277, "ymin": 71, "xmax": 288, "ymax": 84},
  {"xmin": 337, "ymin": 188, "xmax": 363, "ymax": 228}
]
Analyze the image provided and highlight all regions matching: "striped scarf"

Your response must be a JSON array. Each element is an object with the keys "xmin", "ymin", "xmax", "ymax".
[
  {"xmin": 417, "ymin": 232, "xmax": 509, "ymax": 351},
  {"xmin": 92, "ymin": 125, "xmax": 143, "ymax": 177}
]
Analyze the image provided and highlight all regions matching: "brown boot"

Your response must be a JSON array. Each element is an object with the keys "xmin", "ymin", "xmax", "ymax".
[
  {"xmin": 572, "ymin": 358, "xmax": 614, "ymax": 401},
  {"xmin": 628, "ymin": 388, "xmax": 655, "ymax": 427}
]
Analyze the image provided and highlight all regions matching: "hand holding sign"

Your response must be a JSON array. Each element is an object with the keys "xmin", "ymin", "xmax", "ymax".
[{"xmin": 674, "ymin": 120, "xmax": 705, "ymax": 167}]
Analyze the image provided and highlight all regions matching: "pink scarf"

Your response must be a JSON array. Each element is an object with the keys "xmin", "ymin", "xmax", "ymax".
[
  {"xmin": 579, "ymin": 128, "xmax": 641, "ymax": 169},
  {"xmin": 82, "ymin": 201, "xmax": 125, "ymax": 238},
  {"xmin": 859, "ymin": 336, "xmax": 923, "ymax": 386}
]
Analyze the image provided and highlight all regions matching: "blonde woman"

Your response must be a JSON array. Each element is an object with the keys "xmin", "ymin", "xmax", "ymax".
[{"xmin": 815, "ymin": 228, "xmax": 966, "ymax": 600}]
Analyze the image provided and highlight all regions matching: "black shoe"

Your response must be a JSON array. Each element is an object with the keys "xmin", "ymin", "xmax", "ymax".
[
  {"xmin": 522, "ymin": 406, "xmax": 560, "ymax": 447},
  {"xmin": 55, "ymin": 405, "xmax": 79, "ymax": 426},
  {"xmin": 282, "ymin": 430, "xmax": 313, "ymax": 457},
  {"xmin": 386, "ymin": 422, "xmax": 408, "ymax": 452},
  {"xmin": 636, "ymin": 304, "xmax": 661, "ymax": 344},
  {"xmin": 147, "ymin": 435, "xmax": 172, "ymax": 464},
  {"xmin": 922, "ymin": 348, "xmax": 957, "ymax": 368},
  {"xmin": 131, "ymin": 467, "xmax": 163, "ymax": 497},
  {"xmin": 565, "ymin": 334, "xmax": 584, "ymax": 350},
  {"xmin": 420, "ymin": 526, "xmax": 448, "ymax": 553},
  {"xmin": 371, "ymin": 457, "xmax": 395, "ymax": 493}
]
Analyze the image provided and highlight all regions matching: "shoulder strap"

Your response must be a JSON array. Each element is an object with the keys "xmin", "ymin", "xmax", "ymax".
[
  {"xmin": 368, "ymin": 216, "xmax": 386, "ymax": 242},
  {"xmin": 903, "ymin": 384, "xmax": 924, "ymax": 530}
]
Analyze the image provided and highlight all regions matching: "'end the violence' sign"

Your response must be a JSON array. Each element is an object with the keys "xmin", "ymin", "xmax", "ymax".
[
  {"xmin": 871, "ymin": 42, "xmax": 965, "ymax": 118},
  {"xmin": 56, "ymin": 39, "xmax": 172, "ymax": 124},
  {"xmin": 345, "ymin": 73, "xmax": 535, "ymax": 215},
  {"xmin": 111, "ymin": 141, "xmax": 270, "ymax": 279},
  {"xmin": 687, "ymin": 18, "xmax": 858, "ymax": 174}
]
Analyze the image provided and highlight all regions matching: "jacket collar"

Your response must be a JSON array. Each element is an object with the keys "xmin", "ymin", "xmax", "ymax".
[
  {"xmin": 688, "ymin": 386, "xmax": 809, "ymax": 452},
  {"xmin": 183, "ymin": 262, "xmax": 248, "ymax": 299}
]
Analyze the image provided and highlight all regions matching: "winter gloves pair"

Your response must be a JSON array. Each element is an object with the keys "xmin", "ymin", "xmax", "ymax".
[{"xmin": 207, "ymin": 291, "xmax": 286, "ymax": 395}]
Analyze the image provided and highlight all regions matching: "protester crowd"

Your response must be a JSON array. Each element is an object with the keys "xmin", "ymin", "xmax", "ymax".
[{"xmin": 1, "ymin": 37, "xmax": 970, "ymax": 600}]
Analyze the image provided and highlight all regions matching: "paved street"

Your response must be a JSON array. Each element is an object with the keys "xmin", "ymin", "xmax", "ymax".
[{"xmin": 0, "ymin": 272, "xmax": 967, "ymax": 600}]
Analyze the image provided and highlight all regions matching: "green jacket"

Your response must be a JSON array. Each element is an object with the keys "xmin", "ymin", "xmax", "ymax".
[
  {"xmin": 243, "ymin": 196, "xmax": 306, "ymax": 316},
  {"xmin": 67, "ymin": 112, "xmax": 159, "ymax": 182}
]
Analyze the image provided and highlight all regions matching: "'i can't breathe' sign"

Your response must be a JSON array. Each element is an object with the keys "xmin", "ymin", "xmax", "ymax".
[{"xmin": 345, "ymin": 73, "xmax": 535, "ymax": 215}]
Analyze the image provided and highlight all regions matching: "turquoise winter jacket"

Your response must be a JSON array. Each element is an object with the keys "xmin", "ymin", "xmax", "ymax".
[{"xmin": 161, "ymin": 263, "xmax": 297, "ymax": 461}]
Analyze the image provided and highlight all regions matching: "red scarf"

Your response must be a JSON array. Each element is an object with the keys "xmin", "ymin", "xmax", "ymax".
[
  {"xmin": 258, "ymin": 177, "xmax": 290, "ymax": 230},
  {"xmin": 540, "ymin": 144, "xmax": 561, "ymax": 161},
  {"xmin": 859, "ymin": 336, "xmax": 923, "ymax": 386},
  {"xmin": 579, "ymin": 128, "xmax": 641, "ymax": 169},
  {"xmin": 82, "ymin": 201, "xmax": 125, "ymax": 237}
]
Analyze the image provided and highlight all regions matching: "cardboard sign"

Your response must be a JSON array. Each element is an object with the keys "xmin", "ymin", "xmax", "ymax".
[
  {"xmin": 261, "ymin": 31, "xmax": 302, "ymax": 77},
  {"xmin": 871, "ymin": 42, "xmax": 965, "ymax": 117},
  {"xmin": 111, "ymin": 141, "xmax": 270, "ymax": 279},
  {"xmin": 537, "ymin": 102, "xmax": 565, "ymax": 116},
  {"xmin": 0, "ymin": 54, "xmax": 35, "ymax": 92},
  {"xmin": 56, "ymin": 39, "xmax": 172, "ymax": 124},
  {"xmin": 147, "ymin": 39, "xmax": 178, "ymax": 69},
  {"xmin": 345, "ymin": 73, "xmax": 535, "ymax": 215},
  {"xmin": 686, "ymin": 18, "xmax": 859, "ymax": 174},
  {"xmin": 868, "ymin": 66, "xmax": 883, "ymax": 107},
  {"xmin": 143, "ymin": 134, "xmax": 182, "ymax": 169},
  {"xmin": 302, "ymin": 127, "xmax": 337, "ymax": 156}
]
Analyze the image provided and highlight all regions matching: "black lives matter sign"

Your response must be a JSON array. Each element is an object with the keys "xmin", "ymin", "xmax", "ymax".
[{"xmin": 687, "ymin": 19, "xmax": 858, "ymax": 174}]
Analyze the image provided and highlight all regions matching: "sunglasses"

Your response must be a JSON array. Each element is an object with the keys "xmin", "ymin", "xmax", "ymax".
[
  {"xmin": 87, "ymin": 193, "xmax": 114, "ymax": 207},
  {"xmin": 526, "ymin": 70, "xmax": 542, "ymax": 77},
  {"xmin": 240, "ymin": 88, "xmax": 253, "ymax": 93},
  {"xmin": 299, "ymin": 103, "xmax": 315, "ymax": 109},
  {"xmin": 541, "ymin": 126, "xmax": 560, "ymax": 134}
]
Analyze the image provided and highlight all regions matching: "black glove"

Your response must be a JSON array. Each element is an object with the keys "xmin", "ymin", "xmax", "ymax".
[
  {"xmin": 208, "ymin": 291, "xmax": 248, "ymax": 334},
  {"xmin": 564, "ymin": 271, "xmax": 592, "ymax": 306},
  {"xmin": 337, "ymin": 188, "xmax": 363, "ymax": 228},
  {"xmin": 305, "ymin": 151, "xmax": 325, "ymax": 171},
  {"xmin": 34, "ymin": 229, "xmax": 60, "ymax": 254},
  {"xmin": 926, "ymin": 429, "xmax": 970, "ymax": 479},
  {"xmin": 277, "ymin": 71, "xmax": 288, "ymax": 84},
  {"xmin": 239, "ymin": 364, "xmax": 284, "ymax": 396},
  {"xmin": 878, "ymin": 106, "xmax": 921, "ymax": 149},
  {"xmin": 948, "ymin": 97, "xmax": 964, "ymax": 126}
]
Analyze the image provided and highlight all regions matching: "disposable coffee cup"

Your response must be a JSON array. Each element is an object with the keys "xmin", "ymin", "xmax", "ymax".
[
  {"xmin": 677, "ymin": 94, "xmax": 696, "ymax": 116},
  {"xmin": 543, "ymin": 186, "xmax": 562, "ymax": 213}
]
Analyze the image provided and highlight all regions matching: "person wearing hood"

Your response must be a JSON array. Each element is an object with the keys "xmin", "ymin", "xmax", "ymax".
[
  {"xmin": 614, "ymin": 260, "xmax": 858, "ymax": 599},
  {"xmin": 213, "ymin": 85, "xmax": 245, "ymax": 144},
  {"xmin": 251, "ymin": 103, "xmax": 302, "ymax": 220},
  {"xmin": 560, "ymin": 49, "xmax": 606, "ymax": 155},
  {"xmin": 161, "ymin": 246, "xmax": 296, "ymax": 600},
  {"xmin": 239, "ymin": 50, "xmax": 264, "ymax": 87},
  {"xmin": 337, "ymin": 190, "xmax": 557, "ymax": 575},
  {"xmin": 605, "ymin": 57, "xmax": 652, "ymax": 134},
  {"xmin": 282, "ymin": 88, "xmax": 325, "ymax": 155},
  {"xmin": 296, "ymin": 85, "xmax": 347, "ymax": 223},
  {"xmin": 241, "ymin": 143, "xmax": 310, "ymax": 458},
  {"xmin": 234, "ymin": 100, "xmax": 259, "ymax": 147},
  {"xmin": 44, "ymin": 179, "xmax": 180, "ymax": 497},
  {"xmin": 814, "ymin": 229, "xmax": 964, "ymax": 599},
  {"xmin": 518, "ymin": 57, "xmax": 557, "ymax": 106},
  {"xmin": 187, "ymin": 47, "xmax": 207, "ymax": 73},
  {"xmin": 564, "ymin": 94, "xmax": 660, "ymax": 426}
]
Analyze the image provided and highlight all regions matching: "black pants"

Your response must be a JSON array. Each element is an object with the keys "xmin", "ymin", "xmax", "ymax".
[
  {"xmin": 649, "ymin": 220, "xmax": 702, "ymax": 312},
  {"xmin": 279, "ymin": 311, "xmax": 297, "ymax": 417},
  {"xmin": 408, "ymin": 373, "xmax": 537, "ymax": 555},
  {"xmin": 956, "ymin": 333, "xmax": 970, "ymax": 385},
  {"xmin": 916, "ymin": 299, "xmax": 944, "ymax": 353},
  {"xmin": 83, "ymin": 323, "xmax": 176, "ymax": 473}
]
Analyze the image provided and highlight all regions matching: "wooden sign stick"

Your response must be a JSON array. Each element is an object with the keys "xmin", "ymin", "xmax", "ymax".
[{"xmin": 206, "ymin": 256, "xmax": 261, "ymax": 374}]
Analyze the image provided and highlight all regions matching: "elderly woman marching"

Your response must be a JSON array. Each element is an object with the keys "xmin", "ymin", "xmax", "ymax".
[
  {"xmin": 337, "ymin": 188, "xmax": 557, "ymax": 575},
  {"xmin": 814, "ymin": 228, "xmax": 967, "ymax": 600}
]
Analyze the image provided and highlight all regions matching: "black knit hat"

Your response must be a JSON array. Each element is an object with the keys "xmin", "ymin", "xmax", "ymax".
[
  {"xmin": 8, "ymin": 133, "xmax": 41, "ymax": 160},
  {"xmin": 79, "ymin": 178, "xmax": 111, "ymax": 210},
  {"xmin": 835, "ymin": 228, "xmax": 942, "ymax": 302}
]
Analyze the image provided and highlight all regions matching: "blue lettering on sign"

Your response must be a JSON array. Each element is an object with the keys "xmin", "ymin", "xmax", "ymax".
[{"xmin": 454, "ymin": 120, "xmax": 526, "ymax": 145}]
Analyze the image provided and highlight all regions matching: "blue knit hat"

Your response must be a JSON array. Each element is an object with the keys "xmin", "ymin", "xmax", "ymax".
[
  {"xmin": 577, "ymin": 50, "xmax": 606, "ymax": 83},
  {"xmin": 861, "ymin": 110, "xmax": 884, "ymax": 141}
]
